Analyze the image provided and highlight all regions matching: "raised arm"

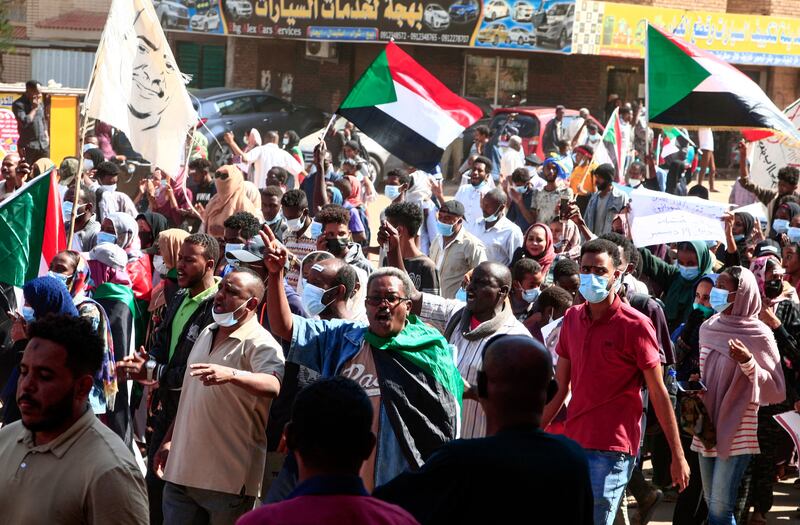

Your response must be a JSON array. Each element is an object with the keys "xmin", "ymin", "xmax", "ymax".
[{"xmin": 260, "ymin": 225, "xmax": 293, "ymax": 341}]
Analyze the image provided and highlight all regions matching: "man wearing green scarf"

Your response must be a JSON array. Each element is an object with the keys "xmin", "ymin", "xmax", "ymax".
[{"xmin": 262, "ymin": 226, "xmax": 462, "ymax": 496}]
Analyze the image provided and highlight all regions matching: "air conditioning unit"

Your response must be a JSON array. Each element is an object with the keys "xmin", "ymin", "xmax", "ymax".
[{"xmin": 305, "ymin": 41, "xmax": 338, "ymax": 60}]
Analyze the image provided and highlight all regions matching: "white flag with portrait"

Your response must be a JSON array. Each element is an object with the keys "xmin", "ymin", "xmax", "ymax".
[{"xmin": 85, "ymin": 0, "xmax": 197, "ymax": 175}]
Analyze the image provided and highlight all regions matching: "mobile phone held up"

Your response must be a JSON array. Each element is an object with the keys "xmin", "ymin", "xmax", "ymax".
[
  {"xmin": 559, "ymin": 198, "xmax": 571, "ymax": 220},
  {"xmin": 677, "ymin": 380, "xmax": 707, "ymax": 393}
]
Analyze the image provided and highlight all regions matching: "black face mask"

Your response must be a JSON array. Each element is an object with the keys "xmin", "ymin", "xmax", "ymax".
[
  {"xmin": 765, "ymin": 279, "xmax": 783, "ymax": 299},
  {"xmin": 326, "ymin": 237, "xmax": 350, "ymax": 256}
]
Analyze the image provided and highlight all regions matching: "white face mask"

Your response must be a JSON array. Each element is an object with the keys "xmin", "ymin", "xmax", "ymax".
[
  {"xmin": 286, "ymin": 216, "xmax": 305, "ymax": 232},
  {"xmin": 99, "ymin": 183, "xmax": 117, "ymax": 193},
  {"xmin": 153, "ymin": 255, "xmax": 168, "ymax": 276},
  {"xmin": 83, "ymin": 159, "xmax": 94, "ymax": 171},
  {"xmin": 211, "ymin": 298, "xmax": 252, "ymax": 327}
]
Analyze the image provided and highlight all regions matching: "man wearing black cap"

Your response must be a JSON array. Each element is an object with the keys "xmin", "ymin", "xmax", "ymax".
[
  {"xmin": 583, "ymin": 163, "xmax": 630, "ymax": 236},
  {"xmin": 429, "ymin": 200, "xmax": 487, "ymax": 299}
]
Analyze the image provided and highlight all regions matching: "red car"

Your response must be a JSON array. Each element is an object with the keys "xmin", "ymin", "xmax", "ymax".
[{"xmin": 489, "ymin": 106, "xmax": 604, "ymax": 160}]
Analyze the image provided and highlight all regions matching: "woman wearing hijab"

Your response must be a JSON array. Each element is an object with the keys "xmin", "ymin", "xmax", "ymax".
[
  {"xmin": 770, "ymin": 201, "xmax": 800, "ymax": 241},
  {"xmin": 32, "ymin": 157, "xmax": 55, "ymax": 177},
  {"xmin": 104, "ymin": 212, "xmax": 153, "ymax": 304},
  {"xmin": 718, "ymin": 211, "xmax": 756, "ymax": 269},
  {"xmin": 693, "ymin": 267, "xmax": 785, "ymax": 525},
  {"xmin": 1, "ymin": 275, "xmax": 80, "ymax": 424},
  {"xmin": 83, "ymin": 146, "xmax": 105, "ymax": 176},
  {"xmin": 89, "ymin": 243, "xmax": 137, "ymax": 447},
  {"xmin": 202, "ymin": 164, "xmax": 260, "ymax": 238},
  {"xmin": 283, "ymin": 130, "xmax": 304, "ymax": 165},
  {"xmin": 639, "ymin": 240, "xmax": 713, "ymax": 331},
  {"xmin": 136, "ymin": 211, "xmax": 168, "ymax": 252},
  {"xmin": 148, "ymin": 228, "xmax": 190, "ymax": 319},
  {"xmin": 746, "ymin": 256, "xmax": 800, "ymax": 524},
  {"xmin": 510, "ymin": 223, "xmax": 556, "ymax": 277},
  {"xmin": 48, "ymin": 250, "xmax": 119, "ymax": 421}
]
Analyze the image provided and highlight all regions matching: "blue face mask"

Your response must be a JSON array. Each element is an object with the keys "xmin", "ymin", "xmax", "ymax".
[
  {"xmin": 471, "ymin": 179, "xmax": 485, "ymax": 189},
  {"xmin": 514, "ymin": 185, "xmax": 528, "ymax": 194},
  {"xmin": 96, "ymin": 231, "xmax": 117, "ymax": 246},
  {"xmin": 21, "ymin": 306, "xmax": 35, "ymax": 323},
  {"xmin": 384, "ymin": 185, "xmax": 401, "ymax": 199},
  {"xmin": 310, "ymin": 221, "xmax": 323, "ymax": 239},
  {"xmin": 301, "ymin": 282, "xmax": 336, "ymax": 317},
  {"xmin": 455, "ymin": 287, "xmax": 468, "ymax": 302},
  {"xmin": 733, "ymin": 233, "xmax": 745, "ymax": 242},
  {"xmin": 522, "ymin": 287, "xmax": 540, "ymax": 304},
  {"xmin": 437, "ymin": 220, "xmax": 455, "ymax": 237},
  {"xmin": 773, "ymin": 218, "xmax": 790, "ymax": 234},
  {"xmin": 678, "ymin": 265, "xmax": 700, "ymax": 281},
  {"xmin": 709, "ymin": 287, "xmax": 732, "ymax": 313},
  {"xmin": 47, "ymin": 271, "xmax": 70, "ymax": 287},
  {"xmin": 484, "ymin": 206, "xmax": 502, "ymax": 224},
  {"xmin": 789, "ymin": 227, "xmax": 800, "ymax": 244},
  {"xmin": 579, "ymin": 273, "xmax": 612, "ymax": 304}
]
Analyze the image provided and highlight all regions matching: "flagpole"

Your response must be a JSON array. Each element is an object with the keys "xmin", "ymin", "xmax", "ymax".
[{"xmin": 644, "ymin": 22, "xmax": 651, "ymax": 182}]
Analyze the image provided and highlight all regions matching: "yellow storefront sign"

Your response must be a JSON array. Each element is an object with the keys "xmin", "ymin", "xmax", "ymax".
[{"xmin": 573, "ymin": 0, "xmax": 800, "ymax": 66}]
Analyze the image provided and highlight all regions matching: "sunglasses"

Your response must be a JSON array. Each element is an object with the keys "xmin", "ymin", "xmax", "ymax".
[{"xmin": 214, "ymin": 170, "xmax": 229, "ymax": 180}]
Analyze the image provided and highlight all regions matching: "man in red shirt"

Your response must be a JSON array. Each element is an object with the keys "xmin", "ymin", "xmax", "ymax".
[
  {"xmin": 542, "ymin": 238, "xmax": 689, "ymax": 525},
  {"xmin": 236, "ymin": 377, "xmax": 419, "ymax": 525}
]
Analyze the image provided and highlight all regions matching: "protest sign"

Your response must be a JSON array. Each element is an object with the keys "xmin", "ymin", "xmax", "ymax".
[
  {"xmin": 630, "ymin": 210, "xmax": 725, "ymax": 247},
  {"xmin": 731, "ymin": 202, "xmax": 768, "ymax": 224},
  {"xmin": 749, "ymin": 99, "xmax": 800, "ymax": 189},
  {"xmin": 774, "ymin": 411, "xmax": 800, "ymax": 456},
  {"xmin": 629, "ymin": 187, "xmax": 730, "ymax": 221}
]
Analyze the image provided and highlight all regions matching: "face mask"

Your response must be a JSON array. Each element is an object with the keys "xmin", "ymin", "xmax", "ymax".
[
  {"xmin": 96, "ymin": 231, "xmax": 117, "ymax": 245},
  {"xmin": 153, "ymin": 255, "xmax": 168, "ymax": 276},
  {"xmin": 522, "ymin": 287, "xmax": 540, "ymax": 304},
  {"xmin": 579, "ymin": 273, "xmax": 612, "ymax": 304},
  {"xmin": 62, "ymin": 201, "xmax": 84, "ymax": 223},
  {"xmin": 455, "ymin": 287, "xmax": 468, "ymax": 302},
  {"xmin": 484, "ymin": 206, "xmax": 502, "ymax": 224},
  {"xmin": 384, "ymin": 185, "xmax": 401, "ymax": 199},
  {"xmin": 21, "ymin": 306, "xmax": 35, "ymax": 323},
  {"xmin": 326, "ymin": 237, "xmax": 349, "ymax": 256},
  {"xmin": 588, "ymin": 133, "xmax": 600, "ymax": 141},
  {"xmin": 301, "ymin": 282, "xmax": 337, "ymax": 317},
  {"xmin": 692, "ymin": 302, "xmax": 714, "ymax": 318},
  {"xmin": 678, "ymin": 265, "xmax": 700, "ymax": 281},
  {"xmin": 47, "ymin": 271, "xmax": 70, "ymax": 286},
  {"xmin": 733, "ymin": 233, "xmax": 746, "ymax": 242},
  {"xmin": 286, "ymin": 215, "xmax": 305, "ymax": 233},
  {"xmin": 83, "ymin": 159, "xmax": 94, "ymax": 171},
  {"xmin": 788, "ymin": 227, "xmax": 800, "ymax": 243},
  {"xmin": 514, "ymin": 184, "xmax": 528, "ymax": 194},
  {"xmin": 310, "ymin": 221, "xmax": 324, "ymax": 239},
  {"xmin": 212, "ymin": 299, "xmax": 252, "ymax": 327},
  {"xmin": 99, "ymin": 183, "xmax": 117, "ymax": 193},
  {"xmin": 224, "ymin": 243, "xmax": 244, "ymax": 265},
  {"xmin": 266, "ymin": 213, "xmax": 283, "ymax": 226},
  {"xmin": 765, "ymin": 278, "xmax": 783, "ymax": 299},
  {"xmin": 471, "ymin": 179, "xmax": 485, "ymax": 189},
  {"xmin": 437, "ymin": 220, "xmax": 455, "ymax": 237},
  {"xmin": 281, "ymin": 138, "xmax": 289, "ymax": 146},
  {"xmin": 709, "ymin": 287, "xmax": 732, "ymax": 313},
  {"xmin": 773, "ymin": 218, "xmax": 790, "ymax": 234}
]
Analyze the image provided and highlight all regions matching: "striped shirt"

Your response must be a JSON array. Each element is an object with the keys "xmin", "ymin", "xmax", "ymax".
[{"xmin": 691, "ymin": 347, "xmax": 760, "ymax": 457}]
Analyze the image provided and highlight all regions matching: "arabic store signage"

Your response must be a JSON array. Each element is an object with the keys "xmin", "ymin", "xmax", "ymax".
[
  {"xmin": 572, "ymin": 0, "xmax": 800, "ymax": 66},
  {"xmin": 160, "ymin": 0, "xmax": 576, "ymax": 52}
]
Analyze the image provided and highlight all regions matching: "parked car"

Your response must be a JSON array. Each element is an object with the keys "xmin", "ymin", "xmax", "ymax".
[
  {"xmin": 190, "ymin": 88, "xmax": 330, "ymax": 167},
  {"xmin": 508, "ymin": 27, "xmax": 533, "ymax": 45},
  {"xmin": 477, "ymin": 23, "xmax": 509, "ymax": 44},
  {"xmin": 225, "ymin": 0, "xmax": 253, "ymax": 20},
  {"xmin": 483, "ymin": 0, "xmax": 510, "ymax": 21},
  {"xmin": 190, "ymin": 8, "xmax": 221, "ymax": 32},
  {"xmin": 423, "ymin": 4, "xmax": 450, "ymax": 30},
  {"xmin": 448, "ymin": 0, "xmax": 480, "ymax": 23},
  {"xmin": 488, "ymin": 106, "xmax": 604, "ymax": 161},
  {"xmin": 154, "ymin": 1, "xmax": 190, "ymax": 30},
  {"xmin": 534, "ymin": 3, "xmax": 575, "ymax": 49}
]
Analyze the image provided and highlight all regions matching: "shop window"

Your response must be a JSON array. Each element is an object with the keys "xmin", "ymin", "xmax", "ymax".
[{"xmin": 464, "ymin": 55, "xmax": 528, "ymax": 107}]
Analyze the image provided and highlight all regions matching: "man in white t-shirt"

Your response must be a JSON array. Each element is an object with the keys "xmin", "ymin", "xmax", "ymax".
[
  {"xmin": 225, "ymin": 130, "xmax": 305, "ymax": 189},
  {"xmin": 454, "ymin": 156, "xmax": 493, "ymax": 225},
  {"xmin": 499, "ymin": 135, "xmax": 524, "ymax": 184}
]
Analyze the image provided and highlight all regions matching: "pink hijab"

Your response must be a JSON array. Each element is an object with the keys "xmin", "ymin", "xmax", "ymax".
[
  {"xmin": 524, "ymin": 223, "xmax": 556, "ymax": 276},
  {"xmin": 699, "ymin": 266, "xmax": 785, "ymax": 458}
]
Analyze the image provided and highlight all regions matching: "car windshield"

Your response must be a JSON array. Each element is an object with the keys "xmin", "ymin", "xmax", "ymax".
[
  {"xmin": 549, "ymin": 4, "xmax": 571, "ymax": 15},
  {"xmin": 490, "ymin": 114, "xmax": 538, "ymax": 138}
]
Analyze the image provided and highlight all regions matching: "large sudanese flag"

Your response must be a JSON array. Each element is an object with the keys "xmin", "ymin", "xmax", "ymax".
[
  {"xmin": 647, "ymin": 24, "xmax": 800, "ymax": 144},
  {"xmin": 337, "ymin": 41, "xmax": 483, "ymax": 172},
  {"xmin": 0, "ymin": 170, "xmax": 65, "ymax": 288}
]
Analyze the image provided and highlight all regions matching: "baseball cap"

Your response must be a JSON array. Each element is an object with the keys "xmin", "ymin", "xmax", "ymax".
[
  {"xmin": 524, "ymin": 153, "xmax": 543, "ymax": 166},
  {"xmin": 226, "ymin": 235, "xmax": 266, "ymax": 264},
  {"xmin": 754, "ymin": 240, "xmax": 781, "ymax": 259},
  {"xmin": 439, "ymin": 200, "xmax": 465, "ymax": 217}
]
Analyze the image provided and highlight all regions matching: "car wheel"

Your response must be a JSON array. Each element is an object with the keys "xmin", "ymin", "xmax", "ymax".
[
  {"xmin": 368, "ymin": 154, "xmax": 382, "ymax": 183},
  {"xmin": 203, "ymin": 22, "xmax": 208, "ymax": 31},
  {"xmin": 210, "ymin": 141, "xmax": 233, "ymax": 167},
  {"xmin": 493, "ymin": 36, "xmax": 499, "ymax": 44},
  {"xmin": 559, "ymin": 29, "xmax": 567, "ymax": 49},
  {"xmin": 518, "ymin": 37, "xmax": 524, "ymax": 45}
]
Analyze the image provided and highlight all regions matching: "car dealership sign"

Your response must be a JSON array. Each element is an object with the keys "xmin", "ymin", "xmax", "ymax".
[{"xmin": 157, "ymin": 0, "xmax": 576, "ymax": 52}]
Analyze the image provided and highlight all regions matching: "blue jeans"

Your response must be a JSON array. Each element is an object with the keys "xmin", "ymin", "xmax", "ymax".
[
  {"xmin": 162, "ymin": 482, "xmax": 255, "ymax": 525},
  {"xmin": 698, "ymin": 454, "xmax": 752, "ymax": 525},
  {"xmin": 584, "ymin": 450, "xmax": 636, "ymax": 525}
]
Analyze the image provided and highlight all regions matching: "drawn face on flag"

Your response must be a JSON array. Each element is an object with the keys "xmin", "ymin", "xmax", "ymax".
[{"xmin": 126, "ymin": 9, "xmax": 177, "ymax": 132}]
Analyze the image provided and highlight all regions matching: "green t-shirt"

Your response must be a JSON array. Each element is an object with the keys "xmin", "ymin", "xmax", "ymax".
[{"xmin": 169, "ymin": 278, "xmax": 220, "ymax": 360}]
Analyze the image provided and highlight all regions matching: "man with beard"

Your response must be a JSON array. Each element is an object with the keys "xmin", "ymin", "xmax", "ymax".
[
  {"xmin": 0, "ymin": 315, "xmax": 148, "ymax": 523},
  {"xmin": 584, "ymin": 163, "xmax": 630, "ymax": 236}
]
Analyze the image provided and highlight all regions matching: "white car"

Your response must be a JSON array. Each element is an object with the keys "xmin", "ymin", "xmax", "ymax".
[
  {"xmin": 512, "ymin": 1, "xmax": 533, "ymax": 22},
  {"xmin": 483, "ymin": 0, "xmax": 509, "ymax": 21},
  {"xmin": 508, "ymin": 27, "xmax": 532, "ymax": 45},
  {"xmin": 423, "ymin": 4, "xmax": 451, "ymax": 30},
  {"xmin": 225, "ymin": 0, "xmax": 252, "ymax": 20},
  {"xmin": 190, "ymin": 9, "xmax": 221, "ymax": 31}
]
